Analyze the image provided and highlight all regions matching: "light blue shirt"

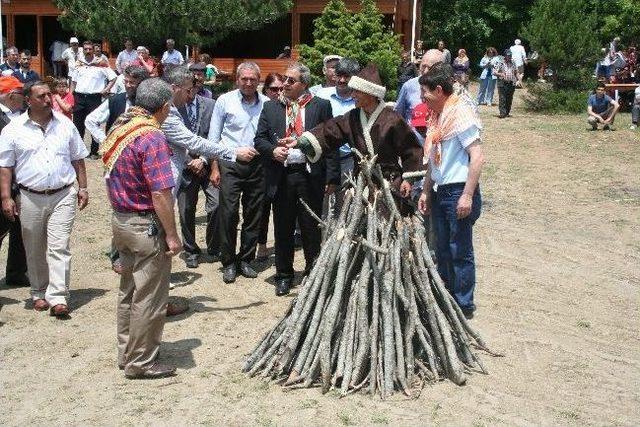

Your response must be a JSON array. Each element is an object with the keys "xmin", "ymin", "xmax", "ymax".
[
  {"xmin": 394, "ymin": 76, "xmax": 424, "ymax": 145},
  {"xmin": 429, "ymin": 124, "xmax": 481, "ymax": 186},
  {"xmin": 208, "ymin": 89, "xmax": 268, "ymax": 149},
  {"xmin": 316, "ymin": 86, "xmax": 356, "ymax": 156}
]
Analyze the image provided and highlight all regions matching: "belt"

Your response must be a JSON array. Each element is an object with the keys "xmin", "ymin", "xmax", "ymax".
[
  {"xmin": 74, "ymin": 92, "xmax": 102, "ymax": 97},
  {"xmin": 114, "ymin": 210, "xmax": 155, "ymax": 217},
  {"xmin": 286, "ymin": 163, "xmax": 307, "ymax": 172},
  {"xmin": 19, "ymin": 183, "xmax": 72, "ymax": 195},
  {"xmin": 435, "ymin": 182, "xmax": 466, "ymax": 192}
]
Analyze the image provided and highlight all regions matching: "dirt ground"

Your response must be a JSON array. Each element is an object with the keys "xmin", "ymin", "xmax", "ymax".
[{"xmin": 1, "ymin": 89, "xmax": 639, "ymax": 426}]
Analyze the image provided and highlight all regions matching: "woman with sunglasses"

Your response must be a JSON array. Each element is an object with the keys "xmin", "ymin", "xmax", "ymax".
[{"xmin": 256, "ymin": 72, "xmax": 285, "ymax": 259}]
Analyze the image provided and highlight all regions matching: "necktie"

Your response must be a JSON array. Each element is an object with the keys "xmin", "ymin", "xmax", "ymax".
[{"xmin": 188, "ymin": 102, "xmax": 197, "ymax": 132}]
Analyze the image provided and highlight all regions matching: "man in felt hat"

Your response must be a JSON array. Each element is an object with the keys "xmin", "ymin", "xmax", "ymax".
[
  {"xmin": 0, "ymin": 76, "xmax": 29, "ymax": 288},
  {"xmin": 282, "ymin": 64, "xmax": 423, "ymax": 204}
]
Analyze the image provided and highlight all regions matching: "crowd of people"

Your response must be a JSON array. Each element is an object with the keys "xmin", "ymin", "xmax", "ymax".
[{"xmin": 0, "ymin": 37, "xmax": 486, "ymax": 380}]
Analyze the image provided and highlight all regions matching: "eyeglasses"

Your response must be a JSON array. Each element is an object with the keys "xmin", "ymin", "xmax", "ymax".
[
  {"xmin": 284, "ymin": 76, "xmax": 300, "ymax": 85},
  {"xmin": 268, "ymin": 86, "xmax": 283, "ymax": 92}
]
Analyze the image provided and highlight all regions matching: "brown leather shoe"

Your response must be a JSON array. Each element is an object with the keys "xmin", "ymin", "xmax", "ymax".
[
  {"xmin": 166, "ymin": 301, "xmax": 188, "ymax": 317},
  {"xmin": 33, "ymin": 299, "xmax": 50, "ymax": 311},
  {"xmin": 49, "ymin": 304, "xmax": 70, "ymax": 317},
  {"xmin": 125, "ymin": 362, "xmax": 176, "ymax": 379}
]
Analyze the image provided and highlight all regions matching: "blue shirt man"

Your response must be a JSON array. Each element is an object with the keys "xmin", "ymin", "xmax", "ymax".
[{"xmin": 587, "ymin": 83, "xmax": 619, "ymax": 130}]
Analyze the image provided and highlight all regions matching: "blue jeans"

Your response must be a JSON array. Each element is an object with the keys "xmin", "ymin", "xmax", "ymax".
[
  {"xmin": 477, "ymin": 77, "xmax": 496, "ymax": 105},
  {"xmin": 431, "ymin": 183, "xmax": 482, "ymax": 311}
]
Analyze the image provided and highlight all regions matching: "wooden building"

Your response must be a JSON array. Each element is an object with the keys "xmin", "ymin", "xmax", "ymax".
[{"xmin": 1, "ymin": 0, "xmax": 422, "ymax": 78}]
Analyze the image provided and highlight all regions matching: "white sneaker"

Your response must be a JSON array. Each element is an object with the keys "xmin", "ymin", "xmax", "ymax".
[
  {"xmin": 169, "ymin": 281, "xmax": 176, "ymax": 290},
  {"xmin": 630, "ymin": 125, "xmax": 637, "ymax": 130}
]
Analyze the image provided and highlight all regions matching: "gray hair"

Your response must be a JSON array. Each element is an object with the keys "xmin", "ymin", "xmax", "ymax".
[
  {"xmin": 335, "ymin": 58, "xmax": 360, "ymax": 77},
  {"xmin": 5, "ymin": 46, "xmax": 18, "ymax": 55},
  {"xmin": 162, "ymin": 65, "xmax": 193, "ymax": 86},
  {"xmin": 166, "ymin": 39, "xmax": 175, "ymax": 45},
  {"xmin": 287, "ymin": 62, "xmax": 311, "ymax": 86},
  {"xmin": 123, "ymin": 65, "xmax": 150, "ymax": 82},
  {"xmin": 135, "ymin": 78, "xmax": 173, "ymax": 113},
  {"xmin": 236, "ymin": 61, "xmax": 261, "ymax": 77}
]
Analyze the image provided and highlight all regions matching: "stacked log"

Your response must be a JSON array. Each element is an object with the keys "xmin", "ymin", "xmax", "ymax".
[{"xmin": 244, "ymin": 155, "xmax": 499, "ymax": 398}]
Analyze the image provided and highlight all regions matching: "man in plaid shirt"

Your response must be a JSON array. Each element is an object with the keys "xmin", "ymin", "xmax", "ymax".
[
  {"xmin": 104, "ymin": 78, "xmax": 182, "ymax": 380},
  {"xmin": 493, "ymin": 50, "xmax": 521, "ymax": 118}
]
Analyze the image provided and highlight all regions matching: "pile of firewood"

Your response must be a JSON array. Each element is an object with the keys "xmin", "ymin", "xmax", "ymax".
[{"xmin": 243, "ymin": 154, "xmax": 499, "ymax": 398}]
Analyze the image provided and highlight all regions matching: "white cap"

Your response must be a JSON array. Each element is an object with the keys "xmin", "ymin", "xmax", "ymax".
[
  {"xmin": 514, "ymin": 39, "xmax": 522, "ymax": 45},
  {"xmin": 70, "ymin": 37, "xmax": 79, "ymax": 44}
]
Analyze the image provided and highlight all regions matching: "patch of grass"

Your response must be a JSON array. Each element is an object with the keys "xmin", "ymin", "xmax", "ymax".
[
  {"xmin": 299, "ymin": 398, "xmax": 318, "ymax": 409},
  {"xmin": 558, "ymin": 409, "xmax": 580, "ymax": 420},
  {"xmin": 199, "ymin": 370, "xmax": 212, "ymax": 379},
  {"xmin": 338, "ymin": 411, "xmax": 355, "ymax": 426},
  {"xmin": 431, "ymin": 402, "xmax": 442, "ymax": 420},
  {"xmin": 576, "ymin": 320, "xmax": 591, "ymax": 328},
  {"xmin": 371, "ymin": 413, "xmax": 389, "ymax": 424}
]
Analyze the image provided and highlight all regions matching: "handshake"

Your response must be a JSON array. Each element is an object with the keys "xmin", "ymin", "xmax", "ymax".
[{"xmin": 273, "ymin": 136, "xmax": 300, "ymax": 163}]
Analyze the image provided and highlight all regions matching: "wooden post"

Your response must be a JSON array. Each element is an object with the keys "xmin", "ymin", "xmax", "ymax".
[
  {"xmin": 6, "ymin": 14, "xmax": 15, "ymax": 47},
  {"xmin": 291, "ymin": 11, "xmax": 300, "ymax": 48},
  {"xmin": 36, "ymin": 14, "xmax": 44, "ymax": 76}
]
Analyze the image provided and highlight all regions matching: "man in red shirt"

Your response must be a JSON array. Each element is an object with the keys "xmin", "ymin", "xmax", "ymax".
[{"xmin": 103, "ymin": 77, "xmax": 181, "ymax": 379}]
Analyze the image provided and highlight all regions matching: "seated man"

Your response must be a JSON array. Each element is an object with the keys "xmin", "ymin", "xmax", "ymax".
[
  {"xmin": 587, "ymin": 82, "xmax": 619, "ymax": 130},
  {"xmin": 631, "ymin": 85, "xmax": 640, "ymax": 130}
]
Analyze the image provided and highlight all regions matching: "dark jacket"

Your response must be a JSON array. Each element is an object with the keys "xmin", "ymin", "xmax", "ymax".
[
  {"xmin": 106, "ymin": 92, "xmax": 128, "ymax": 132},
  {"xmin": 13, "ymin": 69, "xmax": 40, "ymax": 84},
  {"xmin": 177, "ymin": 95, "xmax": 216, "ymax": 186},
  {"xmin": 254, "ymin": 96, "xmax": 340, "ymax": 199}
]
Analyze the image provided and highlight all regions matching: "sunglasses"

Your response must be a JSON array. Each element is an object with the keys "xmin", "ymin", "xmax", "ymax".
[
  {"xmin": 283, "ymin": 76, "xmax": 300, "ymax": 85},
  {"xmin": 268, "ymin": 86, "xmax": 284, "ymax": 92}
]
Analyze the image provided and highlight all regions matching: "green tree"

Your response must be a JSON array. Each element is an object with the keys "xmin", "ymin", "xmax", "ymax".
[
  {"xmin": 420, "ymin": 0, "xmax": 535, "ymax": 64},
  {"xmin": 299, "ymin": 0, "xmax": 402, "ymax": 99},
  {"xmin": 53, "ymin": 0, "xmax": 293, "ymax": 51},
  {"xmin": 598, "ymin": 0, "xmax": 640, "ymax": 45},
  {"xmin": 522, "ymin": 0, "xmax": 599, "ymax": 88}
]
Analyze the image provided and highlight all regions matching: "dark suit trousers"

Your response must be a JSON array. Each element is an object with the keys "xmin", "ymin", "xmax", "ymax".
[
  {"xmin": 73, "ymin": 92, "xmax": 102, "ymax": 155},
  {"xmin": 177, "ymin": 173, "xmax": 220, "ymax": 256},
  {"xmin": 273, "ymin": 166, "xmax": 323, "ymax": 279},
  {"xmin": 218, "ymin": 158, "xmax": 264, "ymax": 267},
  {"xmin": 0, "ymin": 215, "xmax": 28, "ymax": 281},
  {"xmin": 497, "ymin": 81, "xmax": 515, "ymax": 117}
]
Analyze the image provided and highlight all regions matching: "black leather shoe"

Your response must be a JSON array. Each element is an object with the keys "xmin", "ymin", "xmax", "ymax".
[
  {"xmin": 222, "ymin": 264, "xmax": 237, "ymax": 283},
  {"xmin": 125, "ymin": 362, "xmax": 177, "ymax": 379},
  {"xmin": 275, "ymin": 278, "xmax": 291, "ymax": 296},
  {"xmin": 5, "ymin": 274, "xmax": 30, "ymax": 287},
  {"xmin": 185, "ymin": 254, "xmax": 199, "ymax": 269},
  {"xmin": 462, "ymin": 308, "xmax": 475, "ymax": 320},
  {"xmin": 239, "ymin": 261, "xmax": 258, "ymax": 278}
]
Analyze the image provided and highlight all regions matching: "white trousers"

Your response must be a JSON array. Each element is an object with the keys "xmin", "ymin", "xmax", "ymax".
[{"xmin": 19, "ymin": 186, "xmax": 77, "ymax": 306}]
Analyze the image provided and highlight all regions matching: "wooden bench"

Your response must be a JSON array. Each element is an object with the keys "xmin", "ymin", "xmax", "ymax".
[{"xmin": 605, "ymin": 83, "xmax": 639, "ymax": 101}]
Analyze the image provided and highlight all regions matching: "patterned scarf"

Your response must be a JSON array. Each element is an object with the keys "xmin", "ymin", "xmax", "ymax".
[
  {"xmin": 99, "ymin": 106, "xmax": 160, "ymax": 173},
  {"xmin": 280, "ymin": 92, "xmax": 314, "ymax": 138},
  {"xmin": 425, "ymin": 94, "xmax": 481, "ymax": 166}
]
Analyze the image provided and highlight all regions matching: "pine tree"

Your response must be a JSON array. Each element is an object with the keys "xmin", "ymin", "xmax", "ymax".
[
  {"xmin": 299, "ymin": 0, "xmax": 402, "ymax": 99},
  {"xmin": 522, "ymin": 0, "xmax": 599, "ymax": 88}
]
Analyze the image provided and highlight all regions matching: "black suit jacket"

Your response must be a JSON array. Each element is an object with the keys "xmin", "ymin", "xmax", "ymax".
[
  {"xmin": 177, "ymin": 95, "xmax": 216, "ymax": 186},
  {"xmin": 254, "ymin": 96, "xmax": 340, "ymax": 199}
]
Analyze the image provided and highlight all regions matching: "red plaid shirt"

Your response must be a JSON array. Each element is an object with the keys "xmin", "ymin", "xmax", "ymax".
[{"xmin": 106, "ymin": 129, "xmax": 175, "ymax": 212}]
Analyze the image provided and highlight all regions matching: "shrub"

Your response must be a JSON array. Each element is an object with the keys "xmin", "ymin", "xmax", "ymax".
[{"xmin": 523, "ymin": 81, "xmax": 589, "ymax": 114}]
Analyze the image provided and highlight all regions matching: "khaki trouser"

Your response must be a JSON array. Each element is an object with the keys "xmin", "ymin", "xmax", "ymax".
[
  {"xmin": 19, "ymin": 186, "xmax": 77, "ymax": 306},
  {"xmin": 112, "ymin": 211, "xmax": 170, "ymax": 376}
]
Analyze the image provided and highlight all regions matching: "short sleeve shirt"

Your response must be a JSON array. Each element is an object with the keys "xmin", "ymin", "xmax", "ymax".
[
  {"xmin": 588, "ymin": 94, "xmax": 613, "ymax": 114},
  {"xmin": 106, "ymin": 129, "xmax": 175, "ymax": 212}
]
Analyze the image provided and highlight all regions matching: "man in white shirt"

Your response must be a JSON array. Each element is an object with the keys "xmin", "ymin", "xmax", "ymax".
[
  {"xmin": 70, "ymin": 41, "xmax": 117, "ymax": 159},
  {"xmin": 115, "ymin": 39, "xmax": 138, "ymax": 74},
  {"xmin": 0, "ymin": 81, "xmax": 89, "ymax": 318},
  {"xmin": 161, "ymin": 39, "xmax": 184, "ymax": 66},
  {"xmin": 510, "ymin": 39, "xmax": 528, "ymax": 78},
  {"xmin": 61, "ymin": 37, "xmax": 83, "ymax": 78}
]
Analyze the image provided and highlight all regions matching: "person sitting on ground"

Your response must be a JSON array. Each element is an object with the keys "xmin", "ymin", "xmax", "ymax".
[{"xmin": 587, "ymin": 82, "xmax": 619, "ymax": 131}]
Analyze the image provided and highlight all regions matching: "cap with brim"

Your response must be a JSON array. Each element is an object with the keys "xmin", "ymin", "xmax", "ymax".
[
  {"xmin": 347, "ymin": 64, "xmax": 386, "ymax": 99},
  {"xmin": 189, "ymin": 62, "xmax": 207, "ymax": 72},
  {"xmin": 70, "ymin": 37, "xmax": 79, "ymax": 44},
  {"xmin": 411, "ymin": 103, "xmax": 428, "ymax": 128},
  {"xmin": 0, "ymin": 76, "xmax": 24, "ymax": 94}
]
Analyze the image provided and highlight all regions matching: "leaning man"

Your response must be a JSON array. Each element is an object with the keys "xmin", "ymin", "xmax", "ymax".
[
  {"xmin": 0, "ymin": 81, "xmax": 89, "ymax": 317},
  {"xmin": 417, "ymin": 63, "xmax": 485, "ymax": 319},
  {"xmin": 102, "ymin": 78, "xmax": 182, "ymax": 379}
]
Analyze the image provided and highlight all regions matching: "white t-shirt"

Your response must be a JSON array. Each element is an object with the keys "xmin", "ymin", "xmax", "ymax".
[
  {"xmin": 634, "ymin": 86, "xmax": 640, "ymax": 105},
  {"xmin": 71, "ymin": 64, "xmax": 117, "ymax": 94},
  {"xmin": 161, "ymin": 50, "xmax": 184, "ymax": 65},
  {"xmin": 510, "ymin": 44, "xmax": 527, "ymax": 67}
]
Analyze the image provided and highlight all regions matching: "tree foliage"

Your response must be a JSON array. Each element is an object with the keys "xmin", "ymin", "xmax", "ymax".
[
  {"xmin": 54, "ymin": 0, "xmax": 293, "ymax": 51},
  {"xmin": 421, "ymin": 0, "xmax": 535, "ymax": 63},
  {"xmin": 299, "ymin": 0, "xmax": 402, "ymax": 99},
  {"xmin": 522, "ymin": 0, "xmax": 600, "ymax": 88}
]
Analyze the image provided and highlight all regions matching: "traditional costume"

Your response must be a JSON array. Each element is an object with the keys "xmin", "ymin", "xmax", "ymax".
[{"xmin": 295, "ymin": 65, "xmax": 423, "ymax": 191}]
